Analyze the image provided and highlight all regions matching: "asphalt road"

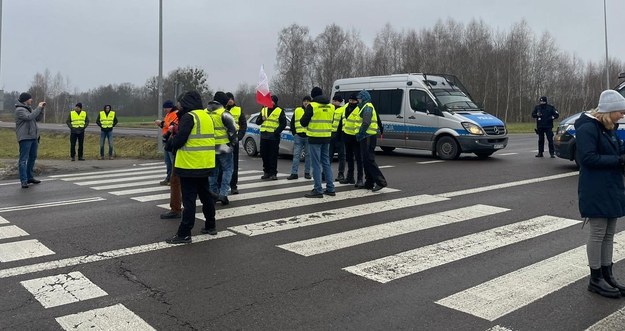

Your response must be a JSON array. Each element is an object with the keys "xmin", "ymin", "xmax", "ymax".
[
  {"xmin": 0, "ymin": 135, "xmax": 622, "ymax": 331},
  {"xmin": 0, "ymin": 121, "xmax": 158, "ymax": 137}
]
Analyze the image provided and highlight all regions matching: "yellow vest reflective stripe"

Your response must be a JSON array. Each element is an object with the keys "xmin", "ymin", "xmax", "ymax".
[
  {"xmin": 208, "ymin": 107, "xmax": 229, "ymax": 145},
  {"xmin": 99, "ymin": 110, "xmax": 115, "ymax": 129},
  {"xmin": 228, "ymin": 106, "xmax": 241, "ymax": 130},
  {"xmin": 260, "ymin": 107, "xmax": 282, "ymax": 133},
  {"xmin": 70, "ymin": 110, "xmax": 87, "ymax": 128},
  {"xmin": 332, "ymin": 105, "xmax": 346, "ymax": 132},
  {"xmin": 175, "ymin": 109, "xmax": 216, "ymax": 170},
  {"xmin": 293, "ymin": 107, "xmax": 306, "ymax": 134},
  {"xmin": 342, "ymin": 106, "xmax": 361, "ymax": 135},
  {"xmin": 362, "ymin": 102, "xmax": 379, "ymax": 135},
  {"xmin": 306, "ymin": 102, "xmax": 334, "ymax": 138}
]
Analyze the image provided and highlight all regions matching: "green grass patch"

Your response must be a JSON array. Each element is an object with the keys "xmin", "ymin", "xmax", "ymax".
[{"xmin": 0, "ymin": 128, "xmax": 160, "ymax": 159}]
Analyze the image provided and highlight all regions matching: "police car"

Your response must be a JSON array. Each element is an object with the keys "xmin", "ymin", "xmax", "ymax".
[{"xmin": 242, "ymin": 110, "xmax": 304, "ymax": 158}]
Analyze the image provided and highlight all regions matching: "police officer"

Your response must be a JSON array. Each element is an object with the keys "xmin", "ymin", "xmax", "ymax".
[
  {"xmin": 165, "ymin": 91, "xmax": 217, "ymax": 244},
  {"xmin": 256, "ymin": 95, "xmax": 286, "ymax": 180},
  {"xmin": 532, "ymin": 96, "xmax": 559, "ymax": 158},
  {"xmin": 66, "ymin": 102, "xmax": 89, "ymax": 161}
]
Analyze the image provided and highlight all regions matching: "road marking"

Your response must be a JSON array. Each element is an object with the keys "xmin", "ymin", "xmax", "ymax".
[
  {"xmin": 0, "ymin": 197, "xmax": 106, "ymax": 213},
  {"xmin": 49, "ymin": 165, "xmax": 164, "ymax": 178},
  {"xmin": 136, "ymin": 182, "xmax": 349, "ymax": 203},
  {"xmin": 279, "ymin": 205, "xmax": 509, "ymax": 256},
  {"xmin": 586, "ymin": 305, "xmax": 625, "ymax": 330},
  {"xmin": 435, "ymin": 229, "xmax": 625, "ymax": 322},
  {"xmin": 21, "ymin": 271, "xmax": 108, "ymax": 308},
  {"xmin": 229, "ymin": 194, "xmax": 448, "ymax": 236},
  {"xmin": 92, "ymin": 180, "xmax": 162, "ymax": 190},
  {"xmin": 0, "ymin": 179, "xmax": 56, "ymax": 186},
  {"xmin": 0, "ymin": 231, "xmax": 235, "ymax": 279},
  {"xmin": 0, "ymin": 239, "xmax": 55, "ymax": 262},
  {"xmin": 0, "ymin": 216, "xmax": 8, "ymax": 224},
  {"xmin": 344, "ymin": 216, "xmax": 580, "ymax": 284},
  {"xmin": 59, "ymin": 168, "xmax": 165, "ymax": 181},
  {"xmin": 436, "ymin": 171, "xmax": 579, "ymax": 198},
  {"xmin": 486, "ymin": 326, "xmax": 514, "ymax": 331},
  {"xmin": 110, "ymin": 186, "xmax": 171, "ymax": 196},
  {"xmin": 418, "ymin": 160, "xmax": 445, "ymax": 164},
  {"xmin": 0, "ymin": 225, "xmax": 29, "ymax": 240},
  {"xmin": 56, "ymin": 304, "xmax": 156, "ymax": 331},
  {"xmin": 75, "ymin": 174, "xmax": 165, "ymax": 186},
  {"xmin": 497, "ymin": 153, "xmax": 519, "ymax": 156},
  {"xmin": 138, "ymin": 162, "xmax": 164, "ymax": 166},
  {"xmin": 379, "ymin": 165, "xmax": 395, "ymax": 169},
  {"xmin": 191, "ymin": 188, "xmax": 400, "ymax": 221},
  {"xmin": 237, "ymin": 177, "xmax": 309, "ymax": 190}
]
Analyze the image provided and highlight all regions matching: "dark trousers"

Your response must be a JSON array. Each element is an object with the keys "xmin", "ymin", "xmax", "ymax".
[
  {"xmin": 329, "ymin": 134, "xmax": 346, "ymax": 175},
  {"xmin": 231, "ymin": 143, "xmax": 240, "ymax": 189},
  {"xmin": 70, "ymin": 132, "xmax": 85, "ymax": 158},
  {"xmin": 360, "ymin": 135, "xmax": 386, "ymax": 187},
  {"xmin": 343, "ymin": 134, "xmax": 363, "ymax": 181},
  {"xmin": 260, "ymin": 138, "xmax": 279, "ymax": 176},
  {"xmin": 537, "ymin": 128, "xmax": 554, "ymax": 155},
  {"xmin": 177, "ymin": 176, "xmax": 215, "ymax": 237}
]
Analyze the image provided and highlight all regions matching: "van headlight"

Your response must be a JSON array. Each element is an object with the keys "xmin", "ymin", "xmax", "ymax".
[{"xmin": 461, "ymin": 122, "xmax": 485, "ymax": 135}]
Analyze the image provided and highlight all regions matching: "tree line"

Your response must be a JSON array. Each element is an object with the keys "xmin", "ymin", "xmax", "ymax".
[{"xmin": 3, "ymin": 18, "xmax": 623, "ymax": 123}]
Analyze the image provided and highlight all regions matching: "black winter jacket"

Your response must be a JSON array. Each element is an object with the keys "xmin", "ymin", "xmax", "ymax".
[{"xmin": 532, "ymin": 103, "xmax": 559, "ymax": 129}]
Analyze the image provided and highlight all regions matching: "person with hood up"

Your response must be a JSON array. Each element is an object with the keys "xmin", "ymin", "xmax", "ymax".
[
  {"xmin": 356, "ymin": 89, "xmax": 387, "ymax": 191},
  {"xmin": 256, "ymin": 95, "xmax": 286, "ymax": 180},
  {"xmin": 66, "ymin": 102, "xmax": 89, "ymax": 161},
  {"xmin": 532, "ymin": 96, "xmax": 559, "ymax": 158},
  {"xmin": 15, "ymin": 93, "xmax": 45, "ymax": 188},
  {"xmin": 575, "ymin": 90, "xmax": 625, "ymax": 298},
  {"xmin": 208, "ymin": 91, "xmax": 237, "ymax": 205},
  {"xmin": 300, "ymin": 86, "xmax": 336, "ymax": 198},
  {"xmin": 341, "ymin": 93, "xmax": 364, "ymax": 187},
  {"xmin": 164, "ymin": 91, "xmax": 217, "ymax": 244},
  {"xmin": 96, "ymin": 104, "xmax": 118, "ymax": 160}
]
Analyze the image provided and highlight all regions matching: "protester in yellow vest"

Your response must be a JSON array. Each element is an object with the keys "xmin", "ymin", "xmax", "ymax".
[
  {"xmin": 356, "ymin": 89, "xmax": 387, "ymax": 192},
  {"xmin": 208, "ymin": 92, "xmax": 237, "ymax": 205},
  {"xmin": 341, "ymin": 93, "xmax": 364, "ymax": 187},
  {"xmin": 300, "ymin": 87, "xmax": 336, "ymax": 198},
  {"xmin": 255, "ymin": 95, "xmax": 286, "ymax": 180},
  {"xmin": 287, "ymin": 95, "xmax": 312, "ymax": 180},
  {"xmin": 164, "ymin": 91, "xmax": 217, "ymax": 245},
  {"xmin": 329, "ymin": 95, "xmax": 347, "ymax": 181},
  {"xmin": 95, "ymin": 104, "xmax": 118, "ymax": 160},
  {"xmin": 65, "ymin": 102, "xmax": 89, "ymax": 161},
  {"xmin": 225, "ymin": 92, "xmax": 247, "ymax": 194}
]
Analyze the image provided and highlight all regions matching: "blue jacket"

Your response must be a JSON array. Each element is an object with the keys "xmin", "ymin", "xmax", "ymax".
[{"xmin": 575, "ymin": 113, "xmax": 625, "ymax": 218}]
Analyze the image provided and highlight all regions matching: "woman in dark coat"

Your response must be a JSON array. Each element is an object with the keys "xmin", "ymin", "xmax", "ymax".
[{"xmin": 575, "ymin": 89, "xmax": 625, "ymax": 298}]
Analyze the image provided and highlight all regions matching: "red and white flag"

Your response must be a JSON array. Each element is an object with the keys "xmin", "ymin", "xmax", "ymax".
[{"xmin": 256, "ymin": 65, "xmax": 273, "ymax": 107}]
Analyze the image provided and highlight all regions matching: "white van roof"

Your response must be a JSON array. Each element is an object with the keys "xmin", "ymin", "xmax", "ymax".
[{"xmin": 333, "ymin": 73, "xmax": 470, "ymax": 96}]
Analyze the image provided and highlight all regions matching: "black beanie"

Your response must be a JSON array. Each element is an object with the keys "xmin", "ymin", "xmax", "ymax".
[
  {"xmin": 213, "ymin": 91, "xmax": 229, "ymax": 106},
  {"xmin": 225, "ymin": 92, "xmax": 235, "ymax": 100},
  {"xmin": 302, "ymin": 96, "xmax": 312, "ymax": 102},
  {"xmin": 271, "ymin": 95, "xmax": 279, "ymax": 105},
  {"xmin": 311, "ymin": 87, "xmax": 323, "ymax": 98},
  {"xmin": 348, "ymin": 93, "xmax": 358, "ymax": 101},
  {"xmin": 75, "ymin": 102, "xmax": 83, "ymax": 108},
  {"xmin": 332, "ymin": 95, "xmax": 343, "ymax": 102},
  {"xmin": 18, "ymin": 92, "xmax": 32, "ymax": 103}
]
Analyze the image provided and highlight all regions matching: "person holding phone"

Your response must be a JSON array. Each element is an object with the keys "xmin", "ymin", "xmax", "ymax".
[{"xmin": 15, "ymin": 93, "xmax": 45, "ymax": 188}]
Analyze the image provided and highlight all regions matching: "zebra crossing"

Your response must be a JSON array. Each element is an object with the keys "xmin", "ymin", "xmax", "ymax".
[{"xmin": 40, "ymin": 165, "xmax": 625, "ymax": 329}]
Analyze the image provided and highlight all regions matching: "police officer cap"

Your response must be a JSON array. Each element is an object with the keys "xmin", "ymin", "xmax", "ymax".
[{"xmin": 539, "ymin": 96, "xmax": 547, "ymax": 103}]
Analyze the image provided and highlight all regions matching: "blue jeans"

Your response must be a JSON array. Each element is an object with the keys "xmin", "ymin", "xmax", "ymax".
[
  {"xmin": 18, "ymin": 139, "xmax": 38, "ymax": 184},
  {"xmin": 210, "ymin": 152, "xmax": 233, "ymax": 197},
  {"xmin": 164, "ymin": 147, "xmax": 173, "ymax": 180},
  {"xmin": 99, "ymin": 130, "xmax": 114, "ymax": 157},
  {"xmin": 290, "ymin": 135, "xmax": 311, "ymax": 175},
  {"xmin": 309, "ymin": 143, "xmax": 335, "ymax": 193}
]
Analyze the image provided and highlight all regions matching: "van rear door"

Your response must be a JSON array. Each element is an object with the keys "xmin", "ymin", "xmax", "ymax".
[{"xmin": 406, "ymin": 89, "xmax": 439, "ymax": 149}]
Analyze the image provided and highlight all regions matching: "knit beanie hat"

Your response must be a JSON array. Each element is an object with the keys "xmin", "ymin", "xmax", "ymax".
[
  {"xmin": 332, "ymin": 95, "xmax": 343, "ymax": 102},
  {"xmin": 598, "ymin": 90, "xmax": 625, "ymax": 113},
  {"xmin": 213, "ymin": 91, "xmax": 229, "ymax": 106},
  {"xmin": 162, "ymin": 100, "xmax": 175, "ymax": 108},
  {"xmin": 18, "ymin": 92, "xmax": 32, "ymax": 103},
  {"xmin": 225, "ymin": 92, "xmax": 235, "ymax": 100},
  {"xmin": 75, "ymin": 102, "xmax": 83, "ymax": 109},
  {"xmin": 271, "ymin": 95, "xmax": 279, "ymax": 105},
  {"xmin": 311, "ymin": 87, "xmax": 323, "ymax": 98}
]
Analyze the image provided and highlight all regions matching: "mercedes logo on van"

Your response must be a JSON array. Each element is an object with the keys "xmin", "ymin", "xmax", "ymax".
[{"xmin": 493, "ymin": 127, "xmax": 500, "ymax": 134}]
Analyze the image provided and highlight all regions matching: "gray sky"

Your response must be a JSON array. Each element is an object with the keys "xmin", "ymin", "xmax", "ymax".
[{"xmin": 2, "ymin": 0, "xmax": 623, "ymax": 94}]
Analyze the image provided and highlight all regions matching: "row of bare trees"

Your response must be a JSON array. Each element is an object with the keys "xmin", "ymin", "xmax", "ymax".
[{"xmin": 272, "ymin": 19, "xmax": 624, "ymax": 122}]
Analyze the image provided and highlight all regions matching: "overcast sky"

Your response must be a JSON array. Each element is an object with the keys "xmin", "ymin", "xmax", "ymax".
[{"xmin": 2, "ymin": 0, "xmax": 623, "ymax": 95}]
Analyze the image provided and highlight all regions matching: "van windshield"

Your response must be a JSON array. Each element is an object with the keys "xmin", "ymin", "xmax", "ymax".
[{"xmin": 433, "ymin": 90, "xmax": 480, "ymax": 110}]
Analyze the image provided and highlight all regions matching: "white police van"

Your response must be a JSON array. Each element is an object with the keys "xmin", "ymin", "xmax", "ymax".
[{"xmin": 331, "ymin": 74, "xmax": 508, "ymax": 159}]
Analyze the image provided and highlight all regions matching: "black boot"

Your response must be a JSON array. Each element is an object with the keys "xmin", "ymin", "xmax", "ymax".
[
  {"xmin": 589, "ymin": 267, "xmax": 621, "ymax": 298},
  {"xmin": 602, "ymin": 263, "xmax": 625, "ymax": 296}
]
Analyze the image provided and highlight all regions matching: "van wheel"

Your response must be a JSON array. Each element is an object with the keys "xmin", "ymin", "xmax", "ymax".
[
  {"xmin": 244, "ymin": 138, "xmax": 258, "ymax": 156},
  {"xmin": 381, "ymin": 146, "xmax": 395, "ymax": 153},
  {"xmin": 436, "ymin": 136, "xmax": 460, "ymax": 160},
  {"xmin": 475, "ymin": 152, "xmax": 494, "ymax": 159}
]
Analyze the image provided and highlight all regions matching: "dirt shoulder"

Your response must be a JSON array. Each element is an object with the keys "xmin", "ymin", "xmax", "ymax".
[{"xmin": 0, "ymin": 157, "xmax": 163, "ymax": 180}]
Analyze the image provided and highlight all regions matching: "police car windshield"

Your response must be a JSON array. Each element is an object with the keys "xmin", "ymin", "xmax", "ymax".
[{"xmin": 433, "ymin": 91, "xmax": 480, "ymax": 110}]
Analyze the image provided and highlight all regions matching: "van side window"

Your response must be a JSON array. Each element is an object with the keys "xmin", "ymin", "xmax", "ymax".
[
  {"xmin": 410, "ymin": 90, "xmax": 434, "ymax": 113},
  {"xmin": 369, "ymin": 90, "xmax": 403, "ymax": 115}
]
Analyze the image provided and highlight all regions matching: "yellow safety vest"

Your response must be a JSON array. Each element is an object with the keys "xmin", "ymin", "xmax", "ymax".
[
  {"xmin": 70, "ymin": 110, "xmax": 87, "ymax": 128},
  {"xmin": 175, "ymin": 109, "xmax": 216, "ymax": 170},
  {"xmin": 208, "ymin": 107, "xmax": 229, "ymax": 145},
  {"xmin": 293, "ymin": 107, "xmax": 306, "ymax": 135},
  {"xmin": 260, "ymin": 107, "xmax": 282, "ymax": 133},
  {"xmin": 306, "ymin": 102, "xmax": 334, "ymax": 138},
  {"xmin": 228, "ymin": 106, "xmax": 241, "ymax": 130},
  {"xmin": 99, "ymin": 110, "xmax": 115, "ymax": 129},
  {"xmin": 332, "ymin": 105, "xmax": 346, "ymax": 132},
  {"xmin": 360, "ymin": 102, "xmax": 379, "ymax": 135},
  {"xmin": 342, "ymin": 106, "xmax": 361, "ymax": 136}
]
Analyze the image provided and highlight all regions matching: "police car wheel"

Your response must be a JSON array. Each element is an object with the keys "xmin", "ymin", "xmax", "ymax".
[
  {"xmin": 436, "ymin": 136, "xmax": 460, "ymax": 160},
  {"xmin": 380, "ymin": 146, "xmax": 395, "ymax": 153},
  {"xmin": 245, "ymin": 138, "xmax": 258, "ymax": 156}
]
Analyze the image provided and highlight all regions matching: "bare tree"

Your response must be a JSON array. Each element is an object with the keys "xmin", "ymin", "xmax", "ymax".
[
  {"xmin": 311, "ymin": 24, "xmax": 353, "ymax": 95},
  {"xmin": 273, "ymin": 24, "xmax": 312, "ymax": 106}
]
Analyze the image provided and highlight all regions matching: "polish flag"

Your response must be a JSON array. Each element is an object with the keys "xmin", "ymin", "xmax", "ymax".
[{"xmin": 256, "ymin": 65, "xmax": 273, "ymax": 107}]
